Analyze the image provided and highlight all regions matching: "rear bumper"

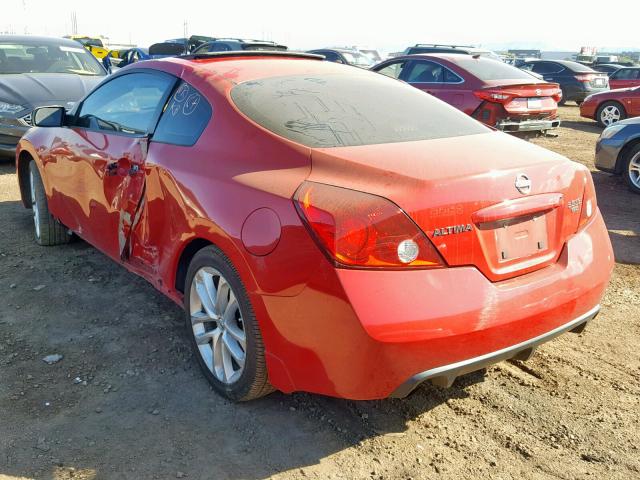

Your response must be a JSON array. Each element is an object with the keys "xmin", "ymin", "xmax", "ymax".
[
  {"xmin": 260, "ymin": 210, "xmax": 614, "ymax": 400},
  {"xmin": 496, "ymin": 118, "xmax": 561, "ymax": 132},
  {"xmin": 390, "ymin": 304, "xmax": 599, "ymax": 397}
]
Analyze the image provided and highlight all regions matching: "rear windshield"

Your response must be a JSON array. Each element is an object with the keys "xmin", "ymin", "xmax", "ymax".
[
  {"xmin": 565, "ymin": 62, "xmax": 597, "ymax": 73},
  {"xmin": 456, "ymin": 57, "xmax": 538, "ymax": 81},
  {"xmin": 230, "ymin": 73, "xmax": 488, "ymax": 148}
]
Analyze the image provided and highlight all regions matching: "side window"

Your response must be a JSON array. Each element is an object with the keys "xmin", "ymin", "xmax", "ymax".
[
  {"xmin": 405, "ymin": 61, "xmax": 443, "ymax": 83},
  {"xmin": 208, "ymin": 43, "xmax": 231, "ymax": 52},
  {"xmin": 153, "ymin": 81, "xmax": 212, "ymax": 146},
  {"xmin": 323, "ymin": 51, "xmax": 341, "ymax": 63},
  {"xmin": 532, "ymin": 62, "xmax": 563, "ymax": 74},
  {"xmin": 77, "ymin": 72, "xmax": 173, "ymax": 134},
  {"xmin": 443, "ymin": 68, "xmax": 462, "ymax": 83},
  {"xmin": 520, "ymin": 63, "xmax": 534, "ymax": 71},
  {"xmin": 375, "ymin": 61, "xmax": 406, "ymax": 79}
]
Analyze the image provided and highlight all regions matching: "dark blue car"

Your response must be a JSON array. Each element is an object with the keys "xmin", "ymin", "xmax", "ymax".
[
  {"xmin": 192, "ymin": 38, "xmax": 287, "ymax": 54},
  {"xmin": 521, "ymin": 60, "xmax": 609, "ymax": 105},
  {"xmin": 595, "ymin": 117, "xmax": 640, "ymax": 194}
]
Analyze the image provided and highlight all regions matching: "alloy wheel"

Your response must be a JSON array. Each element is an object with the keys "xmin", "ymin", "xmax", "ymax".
[
  {"xmin": 600, "ymin": 105, "xmax": 621, "ymax": 126},
  {"xmin": 189, "ymin": 267, "xmax": 246, "ymax": 384},
  {"xmin": 629, "ymin": 152, "xmax": 640, "ymax": 190}
]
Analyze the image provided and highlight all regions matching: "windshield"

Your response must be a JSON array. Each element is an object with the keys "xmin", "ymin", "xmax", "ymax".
[
  {"xmin": 341, "ymin": 51, "xmax": 374, "ymax": 67},
  {"xmin": 231, "ymin": 72, "xmax": 488, "ymax": 148},
  {"xmin": 0, "ymin": 42, "xmax": 105, "ymax": 75},
  {"xmin": 457, "ymin": 57, "xmax": 539, "ymax": 81}
]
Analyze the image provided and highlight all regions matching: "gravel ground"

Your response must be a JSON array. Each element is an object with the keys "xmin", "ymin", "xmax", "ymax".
[{"xmin": 0, "ymin": 105, "xmax": 638, "ymax": 480}]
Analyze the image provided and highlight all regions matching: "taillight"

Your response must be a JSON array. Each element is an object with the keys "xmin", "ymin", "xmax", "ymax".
[
  {"xmin": 474, "ymin": 90, "xmax": 513, "ymax": 104},
  {"xmin": 552, "ymin": 89, "xmax": 563, "ymax": 103},
  {"xmin": 575, "ymin": 74, "xmax": 596, "ymax": 83},
  {"xmin": 578, "ymin": 173, "xmax": 597, "ymax": 230},
  {"xmin": 294, "ymin": 181, "xmax": 444, "ymax": 269}
]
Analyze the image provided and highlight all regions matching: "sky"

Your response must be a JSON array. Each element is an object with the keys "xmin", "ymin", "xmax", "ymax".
[{"xmin": 2, "ymin": 0, "xmax": 639, "ymax": 54}]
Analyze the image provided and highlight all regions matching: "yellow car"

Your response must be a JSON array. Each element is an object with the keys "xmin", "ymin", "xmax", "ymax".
[{"xmin": 65, "ymin": 35, "xmax": 110, "ymax": 59}]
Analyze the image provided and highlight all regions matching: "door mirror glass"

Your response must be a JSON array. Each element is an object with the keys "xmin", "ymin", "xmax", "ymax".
[{"xmin": 33, "ymin": 106, "xmax": 65, "ymax": 127}]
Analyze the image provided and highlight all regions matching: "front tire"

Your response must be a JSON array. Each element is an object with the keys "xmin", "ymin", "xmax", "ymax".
[
  {"xmin": 28, "ymin": 161, "xmax": 70, "ymax": 246},
  {"xmin": 597, "ymin": 101, "xmax": 626, "ymax": 127},
  {"xmin": 623, "ymin": 144, "xmax": 640, "ymax": 194},
  {"xmin": 184, "ymin": 246, "xmax": 273, "ymax": 401}
]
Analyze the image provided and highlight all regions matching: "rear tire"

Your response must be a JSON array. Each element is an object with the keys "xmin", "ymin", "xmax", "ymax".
[
  {"xmin": 558, "ymin": 88, "xmax": 567, "ymax": 106},
  {"xmin": 184, "ymin": 245, "xmax": 274, "ymax": 401},
  {"xmin": 623, "ymin": 144, "xmax": 640, "ymax": 194},
  {"xmin": 28, "ymin": 161, "xmax": 70, "ymax": 246},
  {"xmin": 596, "ymin": 101, "xmax": 626, "ymax": 128}
]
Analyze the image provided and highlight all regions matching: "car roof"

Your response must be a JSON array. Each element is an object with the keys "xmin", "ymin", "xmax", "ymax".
[
  {"xmin": 0, "ymin": 35, "xmax": 85, "ymax": 47},
  {"xmin": 388, "ymin": 52, "xmax": 478, "ymax": 63},
  {"xmin": 524, "ymin": 59, "xmax": 597, "ymax": 71},
  {"xmin": 140, "ymin": 52, "xmax": 360, "ymax": 87},
  {"xmin": 311, "ymin": 48, "xmax": 359, "ymax": 54}
]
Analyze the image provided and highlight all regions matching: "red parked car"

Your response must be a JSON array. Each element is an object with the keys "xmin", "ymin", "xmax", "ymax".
[
  {"xmin": 608, "ymin": 67, "xmax": 640, "ymax": 90},
  {"xmin": 17, "ymin": 52, "xmax": 613, "ymax": 401},
  {"xmin": 372, "ymin": 53, "xmax": 562, "ymax": 134},
  {"xmin": 580, "ymin": 86, "xmax": 640, "ymax": 127}
]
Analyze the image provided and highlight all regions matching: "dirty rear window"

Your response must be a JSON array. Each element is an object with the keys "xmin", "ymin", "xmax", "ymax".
[{"xmin": 230, "ymin": 73, "xmax": 488, "ymax": 148}]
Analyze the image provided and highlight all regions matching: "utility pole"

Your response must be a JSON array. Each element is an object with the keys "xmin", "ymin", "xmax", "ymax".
[
  {"xmin": 71, "ymin": 11, "xmax": 78, "ymax": 35},
  {"xmin": 183, "ymin": 20, "xmax": 189, "ymax": 39}
]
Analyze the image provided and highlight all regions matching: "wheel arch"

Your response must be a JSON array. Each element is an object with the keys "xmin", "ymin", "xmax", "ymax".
[
  {"xmin": 617, "ymin": 136, "xmax": 640, "ymax": 174},
  {"xmin": 173, "ymin": 237, "xmax": 214, "ymax": 294},
  {"xmin": 17, "ymin": 147, "xmax": 37, "ymax": 209}
]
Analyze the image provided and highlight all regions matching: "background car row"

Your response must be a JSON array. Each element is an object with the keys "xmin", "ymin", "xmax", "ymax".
[{"xmin": 1, "ymin": 34, "xmax": 639, "ymax": 193}]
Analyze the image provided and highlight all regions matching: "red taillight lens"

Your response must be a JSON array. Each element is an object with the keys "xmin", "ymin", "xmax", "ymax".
[
  {"xmin": 294, "ymin": 182, "xmax": 444, "ymax": 269},
  {"xmin": 474, "ymin": 90, "xmax": 513, "ymax": 104},
  {"xmin": 578, "ymin": 173, "xmax": 597, "ymax": 230},
  {"xmin": 575, "ymin": 74, "xmax": 596, "ymax": 83},
  {"xmin": 552, "ymin": 89, "xmax": 563, "ymax": 103}
]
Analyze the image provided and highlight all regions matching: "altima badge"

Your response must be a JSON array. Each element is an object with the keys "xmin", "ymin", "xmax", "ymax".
[
  {"xmin": 433, "ymin": 224, "xmax": 473, "ymax": 237},
  {"xmin": 515, "ymin": 174, "xmax": 532, "ymax": 195}
]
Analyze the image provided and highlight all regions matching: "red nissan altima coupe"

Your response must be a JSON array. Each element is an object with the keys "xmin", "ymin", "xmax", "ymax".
[
  {"xmin": 16, "ymin": 52, "xmax": 614, "ymax": 401},
  {"xmin": 371, "ymin": 53, "xmax": 562, "ymax": 134}
]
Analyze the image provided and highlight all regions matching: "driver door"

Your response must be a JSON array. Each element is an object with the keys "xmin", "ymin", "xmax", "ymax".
[{"xmin": 68, "ymin": 71, "xmax": 176, "ymax": 261}]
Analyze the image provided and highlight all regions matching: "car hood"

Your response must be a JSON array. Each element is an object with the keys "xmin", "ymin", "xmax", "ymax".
[{"xmin": 0, "ymin": 73, "xmax": 105, "ymax": 109}]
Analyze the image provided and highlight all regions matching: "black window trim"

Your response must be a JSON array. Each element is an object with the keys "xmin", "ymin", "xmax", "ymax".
[
  {"xmin": 72, "ymin": 68, "xmax": 179, "ymax": 138},
  {"xmin": 401, "ymin": 59, "xmax": 465, "ymax": 85},
  {"xmin": 150, "ymin": 79, "xmax": 213, "ymax": 147},
  {"xmin": 372, "ymin": 59, "xmax": 407, "ymax": 79}
]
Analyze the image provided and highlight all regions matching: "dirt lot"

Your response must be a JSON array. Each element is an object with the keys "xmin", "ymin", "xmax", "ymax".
[{"xmin": 0, "ymin": 106, "xmax": 638, "ymax": 480}]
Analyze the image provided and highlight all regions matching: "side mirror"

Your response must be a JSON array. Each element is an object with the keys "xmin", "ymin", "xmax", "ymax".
[{"xmin": 33, "ymin": 106, "xmax": 65, "ymax": 127}]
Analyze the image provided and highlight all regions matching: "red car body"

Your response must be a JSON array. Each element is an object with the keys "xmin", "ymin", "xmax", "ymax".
[
  {"xmin": 372, "ymin": 53, "xmax": 562, "ymax": 133},
  {"xmin": 16, "ymin": 53, "xmax": 613, "ymax": 400},
  {"xmin": 581, "ymin": 87, "xmax": 640, "ymax": 126},
  {"xmin": 608, "ymin": 67, "xmax": 640, "ymax": 90}
]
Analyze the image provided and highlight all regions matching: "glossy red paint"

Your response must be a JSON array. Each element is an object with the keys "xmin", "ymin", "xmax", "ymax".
[
  {"xmin": 371, "ymin": 54, "xmax": 561, "ymax": 132},
  {"xmin": 17, "ymin": 55, "xmax": 614, "ymax": 400},
  {"xmin": 608, "ymin": 67, "xmax": 640, "ymax": 90},
  {"xmin": 580, "ymin": 86, "xmax": 640, "ymax": 121}
]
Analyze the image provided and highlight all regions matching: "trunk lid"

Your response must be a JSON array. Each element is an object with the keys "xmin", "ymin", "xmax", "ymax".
[
  {"xmin": 475, "ymin": 82, "xmax": 561, "ymax": 115},
  {"xmin": 308, "ymin": 131, "xmax": 588, "ymax": 282}
]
